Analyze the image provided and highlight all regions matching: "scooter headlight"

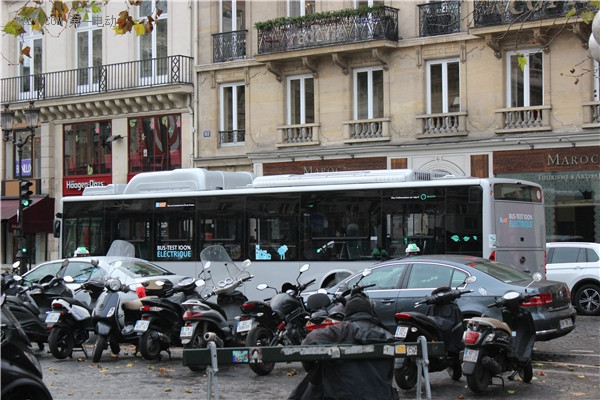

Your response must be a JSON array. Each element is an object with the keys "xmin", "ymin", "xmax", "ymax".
[
  {"xmin": 107, "ymin": 279, "xmax": 121, "ymax": 291},
  {"xmin": 107, "ymin": 306, "xmax": 116, "ymax": 318},
  {"xmin": 485, "ymin": 333, "xmax": 495, "ymax": 342}
]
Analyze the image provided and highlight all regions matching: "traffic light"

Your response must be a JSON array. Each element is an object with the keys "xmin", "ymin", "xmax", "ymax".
[{"xmin": 20, "ymin": 180, "xmax": 33, "ymax": 207}]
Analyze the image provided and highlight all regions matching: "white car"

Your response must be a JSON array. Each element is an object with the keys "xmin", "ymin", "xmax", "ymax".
[{"xmin": 546, "ymin": 242, "xmax": 600, "ymax": 316}]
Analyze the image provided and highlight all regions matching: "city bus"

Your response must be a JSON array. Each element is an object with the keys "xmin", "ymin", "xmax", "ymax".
[{"xmin": 57, "ymin": 168, "xmax": 546, "ymax": 297}]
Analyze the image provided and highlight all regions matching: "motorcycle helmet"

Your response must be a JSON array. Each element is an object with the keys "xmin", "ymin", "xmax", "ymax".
[{"xmin": 344, "ymin": 295, "xmax": 375, "ymax": 318}]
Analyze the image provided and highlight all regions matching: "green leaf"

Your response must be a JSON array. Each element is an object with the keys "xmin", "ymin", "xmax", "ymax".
[
  {"xmin": 581, "ymin": 10, "xmax": 596, "ymax": 24},
  {"xmin": 133, "ymin": 23, "xmax": 146, "ymax": 35},
  {"xmin": 92, "ymin": 5, "xmax": 102, "ymax": 13},
  {"xmin": 565, "ymin": 8, "xmax": 576, "ymax": 19},
  {"xmin": 517, "ymin": 53, "xmax": 528, "ymax": 72},
  {"xmin": 3, "ymin": 19, "xmax": 24, "ymax": 36}
]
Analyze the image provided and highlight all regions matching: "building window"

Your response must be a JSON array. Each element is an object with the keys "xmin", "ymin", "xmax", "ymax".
[
  {"xmin": 427, "ymin": 59, "xmax": 460, "ymax": 113},
  {"xmin": 64, "ymin": 122, "xmax": 112, "ymax": 176},
  {"xmin": 221, "ymin": 0, "xmax": 245, "ymax": 32},
  {"xmin": 139, "ymin": 0, "xmax": 168, "ymax": 80},
  {"xmin": 354, "ymin": 0, "xmax": 384, "ymax": 7},
  {"xmin": 8, "ymin": 131, "xmax": 40, "ymax": 180},
  {"xmin": 18, "ymin": 28, "xmax": 43, "ymax": 96},
  {"xmin": 76, "ymin": 14, "xmax": 103, "ymax": 90},
  {"xmin": 594, "ymin": 60, "xmax": 599, "ymax": 102},
  {"xmin": 287, "ymin": 75, "xmax": 314, "ymax": 125},
  {"xmin": 507, "ymin": 50, "xmax": 543, "ymax": 107},
  {"xmin": 288, "ymin": 0, "xmax": 315, "ymax": 17},
  {"xmin": 128, "ymin": 114, "xmax": 182, "ymax": 173},
  {"xmin": 220, "ymin": 83, "xmax": 245, "ymax": 145},
  {"xmin": 354, "ymin": 67, "xmax": 383, "ymax": 120}
]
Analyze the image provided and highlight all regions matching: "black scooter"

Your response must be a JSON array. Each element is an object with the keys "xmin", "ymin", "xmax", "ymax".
[
  {"xmin": 461, "ymin": 273, "xmax": 541, "ymax": 393},
  {"xmin": 239, "ymin": 264, "xmax": 315, "ymax": 376},
  {"xmin": 393, "ymin": 276, "xmax": 476, "ymax": 390},
  {"xmin": 1, "ymin": 293, "xmax": 53, "ymax": 400},
  {"xmin": 134, "ymin": 277, "xmax": 200, "ymax": 360}
]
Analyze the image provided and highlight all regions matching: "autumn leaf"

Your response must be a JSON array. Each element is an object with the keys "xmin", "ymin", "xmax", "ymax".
[
  {"xmin": 184, "ymin": 389, "xmax": 193, "ymax": 393},
  {"xmin": 164, "ymin": 388, "xmax": 172, "ymax": 392},
  {"xmin": 159, "ymin": 367, "xmax": 166, "ymax": 374},
  {"xmin": 148, "ymin": 365, "xmax": 155, "ymax": 370},
  {"xmin": 457, "ymin": 395, "xmax": 465, "ymax": 399},
  {"xmin": 133, "ymin": 22, "xmax": 146, "ymax": 35},
  {"xmin": 537, "ymin": 371, "xmax": 546, "ymax": 376},
  {"xmin": 3, "ymin": 20, "xmax": 25, "ymax": 36}
]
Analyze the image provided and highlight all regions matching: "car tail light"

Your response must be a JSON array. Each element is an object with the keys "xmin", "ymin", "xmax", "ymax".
[
  {"xmin": 522, "ymin": 292, "xmax": 553, "ymax": 306},
  {"xmin": 464, "ymin": 331, "xmax": 481, "ymax": 345},
  {"xmin": 489, "ymin": 250, "xmax": 496, "ymax": 262}
]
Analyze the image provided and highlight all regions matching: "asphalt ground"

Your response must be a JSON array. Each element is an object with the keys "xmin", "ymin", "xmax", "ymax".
[{"xmin": 37, "ymin": 315, "xmax": 599, "ymax": 400}]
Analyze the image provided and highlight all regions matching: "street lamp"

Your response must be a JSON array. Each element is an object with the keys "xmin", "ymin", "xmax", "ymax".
[{"xmin": 1, "ymin": 102, "xmax": 40, "ymax": 275}]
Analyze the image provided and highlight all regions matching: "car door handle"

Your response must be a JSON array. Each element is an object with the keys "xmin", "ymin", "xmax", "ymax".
[{"xmin": 380, "ymin": 299, "xmax": 395, "ymax": 304}]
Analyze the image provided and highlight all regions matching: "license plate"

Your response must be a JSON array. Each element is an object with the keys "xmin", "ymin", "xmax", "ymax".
[
  {"xmin": 180, "ymin": 325, "xmax": 195, "ymax": 339},
  {"xmin": 395, "ymin": 326, "xmax": 408, "ymax": 339},
  {"xmin": 45, "ymin": 312, "xmax": 61, "ymax": 324},
  {"xmin": 236, "ymin": 319, "xmax": 253, "ymax": 333},
  {"xmin": 463, "ymin": 348, "xmax": 479, "ymax": 363},
  {"xmin": 134, "ymin": 319, "xmax": 150, "ymax": 333},
  {"xmin": 559, "ymin": 318, "xmax": 573, "ymax": 329}
]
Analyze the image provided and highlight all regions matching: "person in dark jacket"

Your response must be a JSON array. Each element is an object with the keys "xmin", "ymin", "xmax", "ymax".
[{"xmin": 288, "ymin": 295, "xmax": 398, "ymax": 400}]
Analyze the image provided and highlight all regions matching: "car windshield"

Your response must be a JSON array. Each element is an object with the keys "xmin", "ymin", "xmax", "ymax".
[
  {"xmin": 113, "ymin": 260, "xmax": 174, "ymax": 278},
  {"xmin": 466, "ymin": 259, "xmax": 531, "ymax": 283}
]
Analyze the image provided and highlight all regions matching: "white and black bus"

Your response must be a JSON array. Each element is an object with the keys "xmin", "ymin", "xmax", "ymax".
[{"xmin": 58, "ymin": 168, "xmax": 546, "ymax": 294}]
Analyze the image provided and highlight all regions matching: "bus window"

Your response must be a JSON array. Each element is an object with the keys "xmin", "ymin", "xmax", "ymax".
[
  {"xmin": 154, "ymin": 199, "xmax": 195, "ymax": 261},
  {"xmin": 198, "ymin": 196, "xmax": 244, "ymax": 260},
  {"xmin": 301, "ymin": 190, "xmax": 378, "ymax": 261},
  {"xmin": 247, "ymin": 195, "xmax": 299, "ymax": 261}
]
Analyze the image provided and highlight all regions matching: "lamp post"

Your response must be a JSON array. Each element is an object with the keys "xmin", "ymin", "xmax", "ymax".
[{"xmin": 1, "ymin": 102, "xmax": 40, "ymax": 275}]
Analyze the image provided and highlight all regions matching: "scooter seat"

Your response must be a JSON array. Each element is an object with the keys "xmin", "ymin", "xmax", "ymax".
[
  {"xmin": 122, "ymin": 298, "xmax": 146, "ymax": 310},
  {"xmin": 468, "ymin": 317, "xmax": 511, "ymax": 334}
]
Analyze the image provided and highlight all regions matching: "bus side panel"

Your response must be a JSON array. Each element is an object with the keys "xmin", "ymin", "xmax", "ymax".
[{"xmin": 493, "ymin": 201, "xmax": 546, "ymax": 276}]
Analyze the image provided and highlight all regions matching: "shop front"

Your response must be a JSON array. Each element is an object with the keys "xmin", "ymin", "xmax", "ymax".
[{"xmin": 494, "ymin": 145, "xmax": 600, "ymax": 243}]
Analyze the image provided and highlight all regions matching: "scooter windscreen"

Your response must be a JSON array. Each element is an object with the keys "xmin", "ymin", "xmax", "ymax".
[{"xmin": 199, "ymin": 245, "xmax": 251, "ymax": 295}]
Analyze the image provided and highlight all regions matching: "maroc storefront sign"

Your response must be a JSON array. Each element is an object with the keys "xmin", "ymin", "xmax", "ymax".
[
  {"xmin": 494, "ymin": 146, "xmax": 600, "ymax": 174},
  {"xmin": 262, "ymin": 157, "xmax": 386, "ymax": 175}
]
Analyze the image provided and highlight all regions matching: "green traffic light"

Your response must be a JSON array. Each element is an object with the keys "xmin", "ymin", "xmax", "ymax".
[{"xmin": 21, "ymin": 199, "xmax": 32, "ymax": 207}]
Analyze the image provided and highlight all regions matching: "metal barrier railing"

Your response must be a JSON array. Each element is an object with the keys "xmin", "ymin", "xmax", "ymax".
[{"xmin": 183, "ymin": 336, "xmax": 443, "ymax": 400}]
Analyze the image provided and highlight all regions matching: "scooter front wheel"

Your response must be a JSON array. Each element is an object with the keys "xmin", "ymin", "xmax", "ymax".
[
  {"xmin": 48, "ymin": 326, "xmax": 75, "ymax": 359},
  {"xmin": 466, "ymin": 363, "xmax": 491, "ymax": 393},
  {"xmin": 92, "ymin": 334, "xmax": 108, "ymax": 362},
  {"xmin": 247, "ymin": 325, "xmax": 275, "ymax": 376},
  {"xmin": 395, "ymin": 358, "xmax": 418, "ymax": 390},
  {"xmin": 139, "ymin": 330, "xmax": 162, "ymax": 360}
]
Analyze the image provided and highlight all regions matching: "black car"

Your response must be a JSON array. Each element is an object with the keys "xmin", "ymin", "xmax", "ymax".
[{"xmin": 332, "ymin": 255, "xmax": 576, "ymax": 341}]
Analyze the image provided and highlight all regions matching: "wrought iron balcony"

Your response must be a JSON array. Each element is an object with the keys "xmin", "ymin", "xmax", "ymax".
[
  {"xmin": 257, "ymin": 6, "xmax": 398, "ymax": 55},
  {"xmin": 418, "ymin": 1, "xmax": 461, "ymax": 37},
  {"xmin": 213, "ymin": 30, "xmax": 248, "ymax": 63},
  {"xmin": 1, "ymin": 55, "xmax": 193, "ymax": 104},
  {"xmin": 473, "ymin": 0, "xmax": 592, "ymax": 28}
]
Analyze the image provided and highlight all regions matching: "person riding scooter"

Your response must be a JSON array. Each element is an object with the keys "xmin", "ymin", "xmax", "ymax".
[{"xmin": 288, "ymin": 295, "xmax": 398, "ymax": 400}]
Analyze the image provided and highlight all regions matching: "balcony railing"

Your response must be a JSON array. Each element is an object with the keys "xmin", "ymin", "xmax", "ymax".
[
  {"xmin": 219, "ymin": 130, "xmax": 245, "ymax": 146},
  {"xmin": 418, "ymin": 1, "xmax": 461, "ymax": 37},
  {"xmin": 213, "ymin": 30, "xmax": 248, "ymax": 63},
  {"xmin": 495, "ymin": 105, "xmax": 552, "ymax": 133},
  {"xmin": 257, "ymin": 6, "xmax": 398, "ymax": 55},
  {"xmin": 415, "ymin": 112, "xmax": 468, "ymax": 137},
  {"xmin": 277, "ymin": 123, "xmax": 320, "ymax": 146},
  {"xmin": 473, "ymin": 0, "xmax": 593, "ymax": 28},
  {"xmin": 1, "ymin": 55, "xmax": 193, "ymax": 104},
  {"xmin": 343, "ymin": 118, "xmax": 391, "ymax": 143}
]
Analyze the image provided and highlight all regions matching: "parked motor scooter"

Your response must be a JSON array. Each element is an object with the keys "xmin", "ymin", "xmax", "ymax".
[
  {"xmin": 1, "ymin": 293, "xmax": 53, "ymax": 400},
  {"xmin": 239, "ymin": 263, "xmax": 315, "ymax": 376},
  {"xmin": 180, "ymin": 246, "xmax": 252, "ymax": 370},
  {"xmin": 134, "ymin": 276, "xmax": 201, "ymax": 360},
  {"xmin": 3, "ymin": 270, "xmax": 73, "ymax": 350},
  {"xmin": 461, "ymin": 273, "xmax": 541, "ymax": 393},
  {"xmin": 90, "ymin": 277, "xmax": 145, "ymax": 362},
  {"xmin": 46, "ymin": 277, "xmax": 105, "ymax": 359},
  {"xmin": 393, "ymin": 276, "xmax": 476, "ymax": 390}
]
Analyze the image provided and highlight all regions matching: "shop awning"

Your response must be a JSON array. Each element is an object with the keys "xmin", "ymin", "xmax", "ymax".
[{"xmin": 1, "ymin": 196, "xmax": 55, "ymax": 233}]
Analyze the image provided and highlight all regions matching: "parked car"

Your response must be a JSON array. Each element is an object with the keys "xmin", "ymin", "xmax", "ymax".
[
  {"xmin": 20, "ymin": 256, "xmax": 185, "ymax": 291},
  {"xmin": 546, "ymin": 242, "xmax": 600, "ymax": 316},
  {"xmin": 329, "ymin": 255, "xmax": 576, "ymax": 341}
]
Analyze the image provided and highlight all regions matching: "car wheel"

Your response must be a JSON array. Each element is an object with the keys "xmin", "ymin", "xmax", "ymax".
[{"xmin": 574, "ymin": 283, "xmax": 600, "ymax": 316}]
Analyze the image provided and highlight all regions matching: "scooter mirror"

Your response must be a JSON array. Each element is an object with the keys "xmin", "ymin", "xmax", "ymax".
[
  {"xmin": 195, "ymin": 279, "xmax": 206, "ymax": 287},
  {"xmin": 503, "ymin": 291, "xmax": 520, "ymax": 300},
  {"xmin": 300, "ymin": 264, "xmax": 310, "ymax": 273},
  {"xmin": 242, "ymin": 259, "xmax": 251, "ymax": 269},
  {"xmin": 465, "ymin": 276, "xmax": 477, "ymax": 285},
  {"xmin": 257, "ymin": 283, "xmax": 268, "ymax": 291},
  {"xmin": 204, "ymin": 261, "xmax": 212, "ymax": 271},
  {"xmin": 13, "ymin": 275, "xmax": 22, "ymax": 282},
  {"xmin": 317, "ymin": 288, "xmax": 328, "ymax": 294},
  {"xmin": 91, "ymin": 259, "xmax": 99, "ymax": 267},
  {"xmin": 362, "ymin": 268, "xmax": 373, "ymax": 277},
  {"xmin": 12, "ymin": 261, "xmax": 20, "ymax": 271},
  {"xmin": 532, "ymin": 272, "xmax": 542, "ymax": 282},
  {"xmin": 61, "ymin": 259, "xmax": 70, "ymax": 267},
  {"xmin": 63, "ymin": 275, "xmax": 74, "ymax": 283}
]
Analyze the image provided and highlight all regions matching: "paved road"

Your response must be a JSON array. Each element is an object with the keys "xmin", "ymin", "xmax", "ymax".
[{"xmin": 38, "ymin": 316, "xmax": 599, "ymax": 400}]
